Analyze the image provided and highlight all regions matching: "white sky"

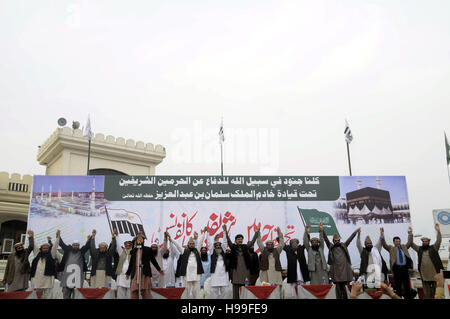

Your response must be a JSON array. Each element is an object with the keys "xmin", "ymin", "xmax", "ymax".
[{"xmin": 1, "ymin": 0, "xmax": 450, "ymax": 240}]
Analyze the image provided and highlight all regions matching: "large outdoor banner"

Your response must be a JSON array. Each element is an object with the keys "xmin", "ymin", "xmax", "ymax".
[{"xmin": 27, "ymin": 175, "xmax": 411, "ymax": 268}]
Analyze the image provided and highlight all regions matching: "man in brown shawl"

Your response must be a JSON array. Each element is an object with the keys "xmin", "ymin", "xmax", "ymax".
[
  {"xmin": 407, "ymin": 224, "xmax": 443, "ymax": 299},
  {"xmin": 2, "ymin": 230, "xmax": 34, "ymax": 291},
  {"xmin": 256, "ymin": 226, "xmax": 285, "ymax": 285}
]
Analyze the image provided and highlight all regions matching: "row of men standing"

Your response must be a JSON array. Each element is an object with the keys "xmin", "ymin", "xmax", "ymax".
[{"xmin": 1, "ymin": 223, "xmax": 444, "ymax": 299}]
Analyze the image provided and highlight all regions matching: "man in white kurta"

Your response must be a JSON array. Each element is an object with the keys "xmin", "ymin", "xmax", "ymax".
[
  {"xmin": 162, "ymin": 232, "xmax": 180, "ymax": 288},
  {"xmin": 150, "ymin": 237, "xmax": 167, "ymax": 288},
  {"xmin": 171, "ymin": 230, "xmax": 205, "ymax": 299},
  {"xmin": 209, "ymin": 234, "xmax": 230, "ymax": 299},
  {"xmin": 115, "ymin": 239, "xmax": 132, "ymax": 299},
  {"xmin": 356, "ymin": 232, "xmax": 385, "ymax": 285},
  {"xmin": 31, "ymin": 241, "xmax": 58, "ymax": 299},
  {"xmin": 281, "ymin": 239, "xmax": 309, "ymax": 299}
]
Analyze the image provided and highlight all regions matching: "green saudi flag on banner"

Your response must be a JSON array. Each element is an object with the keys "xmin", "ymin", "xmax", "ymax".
[{"xmin": 298, "ymin": 207, "xmax": 340, "ymax": 237}]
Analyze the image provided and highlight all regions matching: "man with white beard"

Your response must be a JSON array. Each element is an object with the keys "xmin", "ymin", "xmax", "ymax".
[
  {"xmin": 208, "ymin": 232, "xmax": 230, "ymax": 299},
  {"xmin": 170, "ymin": 228, "xmax": 206, "ymax": 299},
  {"xmin": 162, "ymin": 232, "xmax": 180, "ymax": 287},
  {"xmin": 114, "ymin": 229, "xmax": 133, "ymax": 299}
]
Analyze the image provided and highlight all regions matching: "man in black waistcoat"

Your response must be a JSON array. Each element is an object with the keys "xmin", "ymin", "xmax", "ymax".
[
  {"xmin": 89, "ymin": 229, "xmax": 117, "ymax": 288},
  {"xmin": 209, "ymin": 233, "xmax": 231, "ymax": 299},
  {"xmin": 283, "ymin": 238, "xmax": 310, "ymax": 299},
  {"xmin": 30, "ymin": 235, "xmax": 58, "ymax": 299},
  {"xmin": 356, "ymin": 229, "xmax": 388, "ymax": 286},
  {"xmin": 171, "ymin": 231, "xmax": 204, "ymax": 299}
]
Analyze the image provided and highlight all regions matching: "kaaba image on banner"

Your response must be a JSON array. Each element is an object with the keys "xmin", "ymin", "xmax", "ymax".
[{"xmin": 334, "ymin": 177, "xmax": 411, "ymax": 225}]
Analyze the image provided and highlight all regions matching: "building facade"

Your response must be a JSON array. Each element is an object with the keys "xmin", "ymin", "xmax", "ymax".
[{"xmin": 0, "ymin": 127, "xmax": 165, "ymax": 259}]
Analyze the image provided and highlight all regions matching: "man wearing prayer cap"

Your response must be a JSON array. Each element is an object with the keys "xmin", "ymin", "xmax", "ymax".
[
  {"xmin": 283, "ymin": 237, "xmax": 310, "ymax": 298},
  {"xmin": 198, "ymin": 244, "xmax": 211, "ymax": 290},
  {"xmin": 170, "ymin": 228, "xmax": 206, "ymax": 299},
  {"xmin": 30, "ymin": 236, "xmax": 59, "ymax": 298},
  {"xmin": 323, "ymin": 224, "xmax": 359, "ymax": 299},
  {"xmin": 303, "ymin": 223, "xmax": 328, "ymax": 285},
  {"xmin": 356, "ymin": 230, "xmax": 388, "ymax": 287},
  {"xmin": 2, "ymin": 230, "xmax": 34, "ymax": 291},
  {"xmin": 407, "ymin": 224, "xmax": 443, "ymax": 299},
  {"xmin": 115, "ymin": 231, "xmax": 133, "ymax": 298},
  {"xmin": 257, "ymin": 226, "xmax": 285, "ymax": 285},
  {"xmin": 54, "ymin": 229, "xmax": 90, "ymax": 299},
  {"xmin": 89, "ymin": 229, "xmax": 117, "ymax": 288},
  {"xmin": 208, "ymin": 230, "xmax": 230, "ymax": 299}
]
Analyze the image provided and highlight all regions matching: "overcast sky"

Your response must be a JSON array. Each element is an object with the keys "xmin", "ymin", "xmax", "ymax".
[{"xmin": 1, "ymin": 0, "xmax": 449, "ymax": 239}]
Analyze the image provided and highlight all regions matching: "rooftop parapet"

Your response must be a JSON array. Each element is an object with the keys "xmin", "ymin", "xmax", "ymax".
[{"xmin": 37, "ymin": 127, "xmax": 166, "ymax": 167}]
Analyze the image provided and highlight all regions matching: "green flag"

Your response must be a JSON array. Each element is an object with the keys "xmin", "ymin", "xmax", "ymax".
[
  {"xmin": 445, "ymin": 132, "xmax": 450, "ymax": 165},
  {"xmin": 298, "ymin": 207, "xmax": 340, "ymax": 237}
]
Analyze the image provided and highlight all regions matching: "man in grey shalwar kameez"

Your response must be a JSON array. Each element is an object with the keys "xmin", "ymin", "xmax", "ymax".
[
  {"xmin": 323, "ymin": 225, "xmax": 359, "ymax": 299},
  {"xmin": 303, "ymin": 224, "xmax": 329, "ymax": 285},
  {"xmin": 54, "ymin": 230, "xmax": 90, "ymax": 299}
]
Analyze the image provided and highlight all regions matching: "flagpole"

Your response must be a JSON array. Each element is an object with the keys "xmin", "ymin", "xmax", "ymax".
[
  {"xmin": 87, "ymin": 138, "xmax": 91, "ymax": 175},
  {"xmin": 346, "ymin": 142, "xmax": 352, "ymax": 176},
  {"xmin": 104, "ymin": 206, "xmax": 113, "ymax": 235},
  {"xmin": 447, "ymin": 164, "xmax": 450, "ymax": 184},
  {"xmin": 219, "ymin": 117, "xmax": 224, "ymax": 176},
  {"xmin": 445, "ymin": 132, "xmax": 450, "ymax": 184},
  {"xmin": 220, "ymin": 142, "xmax": 224, "ymax": 176},
  {"xmin": 298, "ymin": 208, "xmax": 306, "ymax": 228}
]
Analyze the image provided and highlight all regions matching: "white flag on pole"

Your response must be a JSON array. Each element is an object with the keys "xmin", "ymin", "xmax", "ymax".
[
  {"xmin": 83, "ymin": 115, "xmax": 93, "ymax": 140},
  {"xmin": 344, "ymin": 119, "xmax": 353, "ymax": 144},
  {"xmin": 219, "ymin": 117, "xmax": 225, "ymax": 144}
]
